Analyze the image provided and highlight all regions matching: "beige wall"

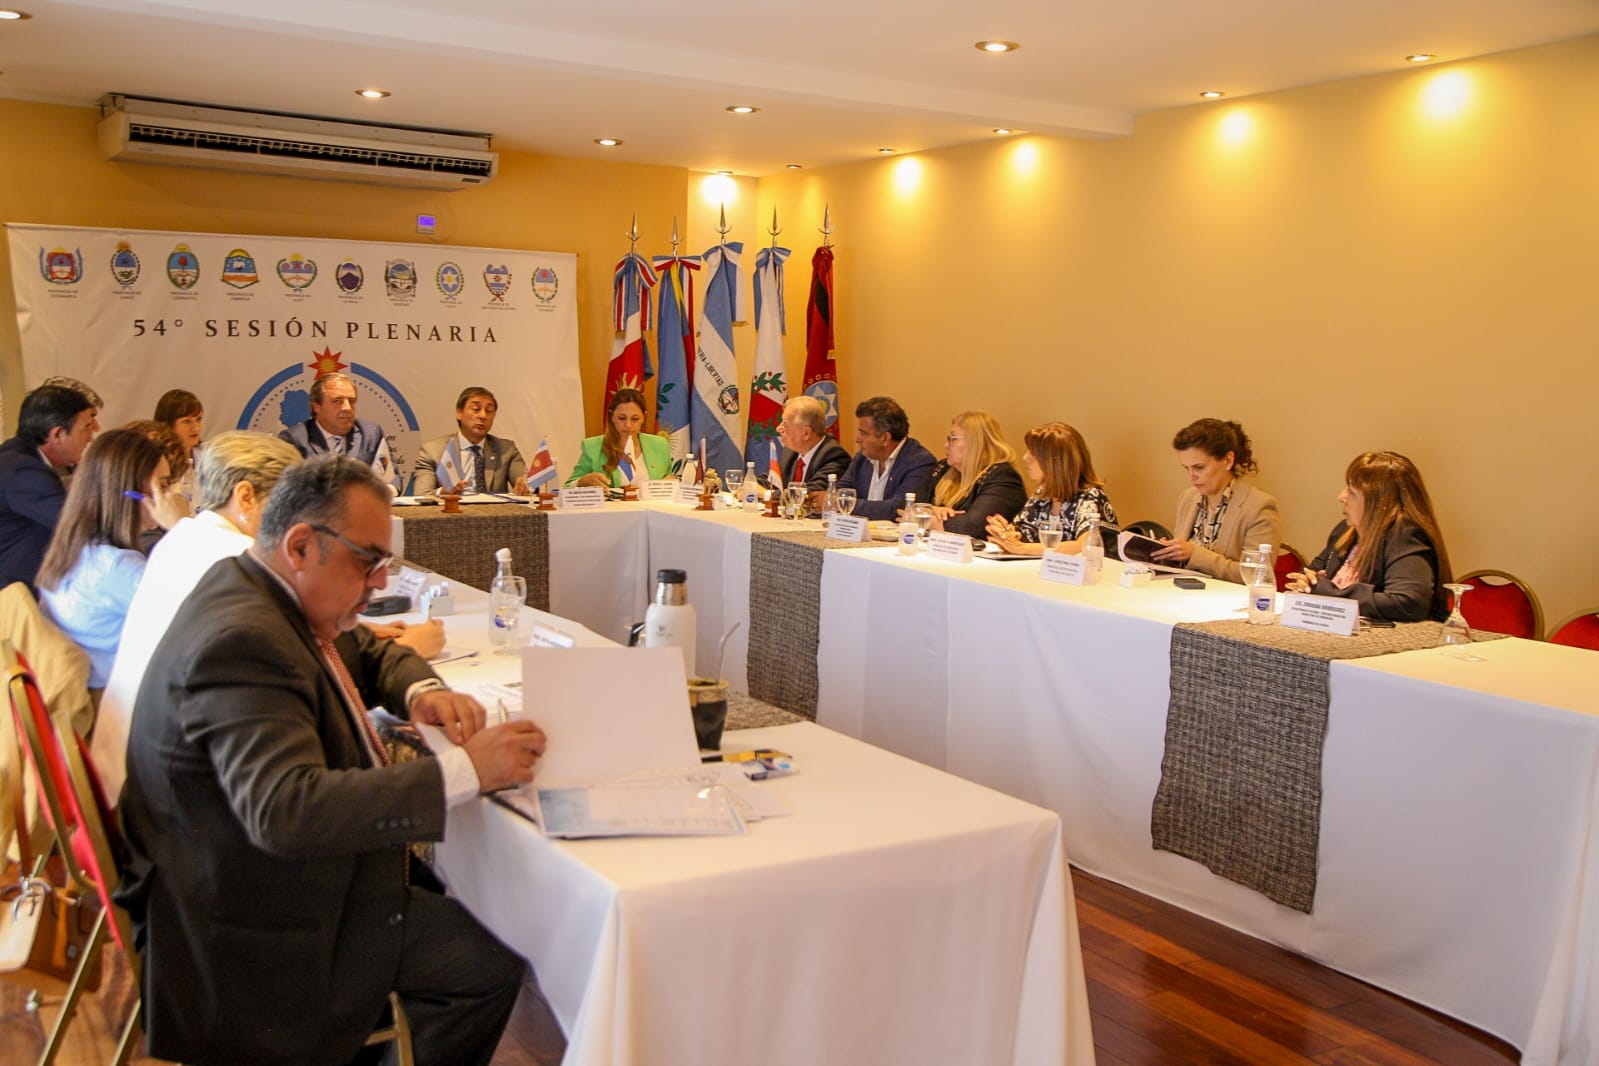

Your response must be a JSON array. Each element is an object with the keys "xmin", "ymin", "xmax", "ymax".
[
  {"xmin": 2, "ymin": 35, "xmax": 1596, "ymax": 624},
  {"xmin": 757, "ymin": 35, "xmax": 1599, "ymax": 627}
]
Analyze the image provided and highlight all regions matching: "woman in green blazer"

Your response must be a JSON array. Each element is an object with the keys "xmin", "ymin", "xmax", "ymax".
[{"xmin": 567, "ymin": 388, "xmax": 675, "ymax": 488}]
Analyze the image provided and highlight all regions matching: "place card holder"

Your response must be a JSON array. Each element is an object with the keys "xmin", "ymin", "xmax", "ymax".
[
  {"xmin": 925, "ymin": 531, "xmax": 975, "ymax": 563},
  {"xmin": 826, "ymin": 514, "xmax": 870, "ymax": 542},
  {"xmin": 673, "ymin": 481, "xmax": 702, "ymax": 506},
  {"xmin": 642, "ymin": 480, "xmax": 678, "ymax": 502},
  {"xmin": 1280, "ymin": 594, "xmax": 1359, "ymax": 636},
  {"xmin": 558, "ymin": 486, "xmax": 607, "ymax": 511},
  {"xmin": 392, "ymin": 565, "xmax": 430, "ymax": 607},
  {"xmin": 1039, "ymin": 550, "xmax": 1100, "ymax": 585}
]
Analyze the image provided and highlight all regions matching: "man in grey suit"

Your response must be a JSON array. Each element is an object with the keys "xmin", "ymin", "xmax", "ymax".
[
  {"xmin": 411, "ymin": 386, "xmax": 528, "ymax": 494},
  {"xmin": 116, "ymin": 456, "xmax": 547, "ymax": 1065}
]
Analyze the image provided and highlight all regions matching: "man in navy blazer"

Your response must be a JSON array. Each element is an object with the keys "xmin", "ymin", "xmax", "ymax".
[
  {"xmin": 837, "ymin": 396, "xmax": 937, "ymax": 520},
  {"xmin": 0, "ymin": 384, "xmax": 99, "ymax": 591}
]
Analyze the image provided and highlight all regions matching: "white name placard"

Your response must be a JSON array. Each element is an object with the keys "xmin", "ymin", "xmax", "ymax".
[
  {"xmin": 529, "ymin": 623, "xmax": 578, "ymax": 648},
  {"xmin": 926, "ymin": 531, "xmax": 975, "ymax": 563},
  {"xmin": 674, "ymin": 481, "xmax": 703, "ymax": 506},
  {"xmin": 558, "ymin": 486, "xmax": 607, "ymax": 511},
  {"xmin": 826, "ymin": 514, "xmax": 870, "ymax": 542},
  {"xmin": 642, "ymin": 480, "xmax": 678, "ymax": 502},
  {"xmin": 1039, "ymin": 550, "xmax": 1095, "ymax": 585},
  {"xmin": 1280, "ymin": 593, "xmax": 1360, "ymax": 636},
  {"xmin": 391, "ymin": 565, "xmax": 430, "ymax": 605}
]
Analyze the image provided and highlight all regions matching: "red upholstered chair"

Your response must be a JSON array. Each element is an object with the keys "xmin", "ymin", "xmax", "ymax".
[
  {"xmin": 1548, "ymin": 608, "xmax": 1599, "ymax": 651},
  {"xmin": 1456, "ymin": 569, "xmax": 1543, "ymax": 640},
  {"xmin": 1275, "ymin": 544, "xmax": 1308, "ymax": 593}
]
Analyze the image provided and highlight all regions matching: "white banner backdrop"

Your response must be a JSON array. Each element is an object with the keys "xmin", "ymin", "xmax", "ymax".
[{"xmin": 7, "ymin": 223, "xmax": 582, "ymax": 484}]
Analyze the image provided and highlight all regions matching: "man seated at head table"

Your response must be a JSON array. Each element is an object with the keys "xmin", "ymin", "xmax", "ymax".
[
  {"xmin": 832, "ymin": 395, "xmax": 938, "ymax": 519},
  {"xmin": 278, "ymin": 370, "xmax": 399, "ymax": 486},
  {"xmin": 769, "ymin": 395, "xmax": 850, "ymax": 495},
  {"xmin": 411, "ymin": 386, "xmax": 529, "ymax": 495},
  {"xmin": 0, "ymin": 383, "xmax": 100, "ymax": 591},
  {"xmin": 115, "ymin": 456, "xmax": 547, "ymax": 1066}
]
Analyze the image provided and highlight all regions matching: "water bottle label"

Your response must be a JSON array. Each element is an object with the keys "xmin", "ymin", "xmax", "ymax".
[{"xmin": 1253, "ymin": 595, "xmax": 1273, "ymax": 612}]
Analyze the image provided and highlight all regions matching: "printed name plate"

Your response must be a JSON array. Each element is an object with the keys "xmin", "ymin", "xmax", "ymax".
[
  {"xmin": 529, "ymin": 624, "xmax": 577, "ymax": 648},
  {"xmin": 642, "ymin": 480, "xmax": 679, "ymax": 502},
  {"xmin": 826, "ymin": 514, "xmax": 870, "ymax": 542},
  {"xmin": 1040, "ymin": 550, "xmax": 1092, "ymax": 585},
  {"xmin": 673, "ymin": 481, "xmax": 703, "ymax": 506},
  {"xmin": 1280, "ymin": 593, "xmax": 1360, "ymax": 636},
  {"xmin": 557, "ymin": 486, "xmax": 606, "ymax": 511},
  {"xmin": 925, "ymin": 531, "xmax": 975, "ymax": 563},
  {"xmin": 391, "ymin": 565, "xmax": 430, "ymax": 605}
]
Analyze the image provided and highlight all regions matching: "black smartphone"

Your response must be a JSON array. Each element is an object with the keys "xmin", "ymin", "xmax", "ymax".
[{"xmin": 1173, "ymin": 577, "xmax": 1206, "ymax": 590}]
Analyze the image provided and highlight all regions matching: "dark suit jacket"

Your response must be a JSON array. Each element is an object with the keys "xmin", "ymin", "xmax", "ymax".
[
  {"xmin": 116, "ymin": 554, "xmax": 446, "ymax": 1065},
  {"xmin": 0, "ymin": 436, "xmax": 66, "ymax": 591},
  {"xmin": 778, "ymin": 435, "xmax": 851, "ymax": 491},
  {"xmin": 411, "ymin": 432, "xmax": 526, "ymax": 494},
  {"xmin": 1308, "ymin": 520, "xmax": 1448, "ymax": 622},
  {"xmin": 913, "ymin": 459, "xmax": 1028, "ymax": 539},
  {"xmin": 279, "ymin": 417, "xmax": 385, "ymax": 465},
  {"xmin": 837, "ymin": 436, "xmax": 938, "ymax": 520}
]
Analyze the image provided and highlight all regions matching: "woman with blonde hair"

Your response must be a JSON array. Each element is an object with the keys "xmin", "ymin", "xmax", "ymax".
[
  {"xmin": 1286, "ymin": 450, "xmax": 1452, "ymax": 622},
  {"xmin": 912, "ymin": 410, "xmax": 1026, "ymax": 538},
  {"xmin": 986, "ymin": 422, "xmax": 1117, "ymax": 556}
]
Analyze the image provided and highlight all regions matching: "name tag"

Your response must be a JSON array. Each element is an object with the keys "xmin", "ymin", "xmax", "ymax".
[
  {"xmin": 1280, "ymin": 593, "xmax": 1360, "ymax": 636},
  {"xmin": 925, "ymin": 531, "xmax": 975, "ymax": 563},
  {"xmin": 673, "ymin": 481, "xmax": 702, "ymax": 506},
  {"xmin": 528, "ymin": 624, "xmax": 577, "ymax": 648},
  {"xmin": 557, "ymin": 486, "xmax": 606, "ymax": 510},
  {"xmin": 826, "ymin": 514, "xmax": 869, "ymax": 542},
  {"xmin": 391, "ymin": 565, "xmax": 429, "ymax": 605},
  {"xmin": 641, "ymin": 480, "xmax": 678, "ymax": 502},
  {"xmin": 1039, "ymin": 550, "xmax": 1093, "ymax": 585}
]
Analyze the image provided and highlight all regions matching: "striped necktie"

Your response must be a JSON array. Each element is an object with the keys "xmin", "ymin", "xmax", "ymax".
[{"xmin": 470, "ymin": 444, "xmax": 487, "ymax": 493}]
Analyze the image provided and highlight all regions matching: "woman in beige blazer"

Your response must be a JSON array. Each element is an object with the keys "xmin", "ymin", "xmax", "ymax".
[{"xmin": 1152, "ymin": 418, "xmax": 1281, "ymax": 583}]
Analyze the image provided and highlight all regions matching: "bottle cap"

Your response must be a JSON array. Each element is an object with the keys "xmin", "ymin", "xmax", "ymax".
[
  {"xmin": 656, "ymin": 568, "xmax": 687, "ymax": 584},
  {"xmin": 495, "ymin": 547, "xmax": 512, "ymax": 562}
]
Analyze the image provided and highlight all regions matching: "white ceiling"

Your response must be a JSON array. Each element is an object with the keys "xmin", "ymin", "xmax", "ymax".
[{"xmin": 3, "ymin": 0, "xmax": 1597, "ymax": 175}]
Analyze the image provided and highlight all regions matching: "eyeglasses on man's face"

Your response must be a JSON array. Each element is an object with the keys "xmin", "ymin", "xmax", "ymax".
[{"xmin": 309, "ymin": 523, "xmax": 393, "ymax": 578}]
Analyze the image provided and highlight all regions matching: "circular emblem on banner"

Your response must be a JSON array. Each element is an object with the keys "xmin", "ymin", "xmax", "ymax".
[
  {"xmin": 221, "ymin": 249, "xmax": 260, "ymax": 288},
  {"xmin": 109, "ymin": 243, "xmax": 141, "ymax": 287},
  {"xmin": 385, "ymin": 259, "xmax": 416, "ymax": 297},
  {"xmin": 531, "ymin": 266, "xmax": 559, "ymax": 303},
  {"xmin": 436, "ymin": 261, "xmax": 464, "ymax": 299},
  {"xmin": 482, "ymin": 264, "xmax": 511, "ymax": 302},
  {"xmin": 718, "ymin": 384, "xmax": 740, "ymax": 415},
  {"xmin": 804, "ymin": 380, "xmax": 840, "ymax": 426},
  {"xmin": 276, "ymin": 254, "xmax": 318, "ymax": 290},
  {"xmin": 237, "ymin": 360, "xmax": 421, "ymax": 468},
  {"xmin": 336, "ymin": 260, "xmax": 364, "ymax": 293},
  {"xmin": 166, "ymin": 244, "xmax": 199, "ymax": 289}
]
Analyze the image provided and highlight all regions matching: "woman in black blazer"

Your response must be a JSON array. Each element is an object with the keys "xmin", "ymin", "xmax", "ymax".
[
  {"xmin": 1286, "ymin": 451, "xmax": 1453, "ymax": 622},
  {"xmin": 913, "ymin": 410, "xmax": 1026, "ymax": 539}
]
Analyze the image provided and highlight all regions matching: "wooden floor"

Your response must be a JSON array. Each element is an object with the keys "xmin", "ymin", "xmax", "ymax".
[{"xmin": 1, "ymin": 870, "xmax": 1519, "ymax": 1065}]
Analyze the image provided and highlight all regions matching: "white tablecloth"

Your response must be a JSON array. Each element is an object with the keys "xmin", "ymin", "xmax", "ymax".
[{"xmin": 813, "ymin": 546, "xmax": 1599, "ymax": 1063}]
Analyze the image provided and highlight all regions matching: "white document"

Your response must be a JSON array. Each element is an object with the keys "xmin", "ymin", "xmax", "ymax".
[{"xmin": 536, "ymin": 781, "xmax": 745, "ymax": 837}]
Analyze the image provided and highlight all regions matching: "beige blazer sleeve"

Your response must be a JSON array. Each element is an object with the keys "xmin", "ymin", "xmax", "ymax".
[{"xmin": 1175, "ymin": 481, "xmax": 1282, "ymax": 582}]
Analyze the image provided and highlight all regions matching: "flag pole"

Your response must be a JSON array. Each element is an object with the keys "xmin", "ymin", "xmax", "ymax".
[
  {"xmin": 627, "ymin": 210, "xmax": 640, "ymax": 256},
  {"xmin": 819, "ymin": 203, "xmax": 835, "ymax": 249},
  {"xmin": 717, "ymin": 204, "xmax": 731, "ymax": 250},
  {"xmin": 768, "ymin": 207, "xmax": 782, "ymax": 250},
  {"xmin": 670, "ymin": 216, "xmax": 681, "ymax": 258}
]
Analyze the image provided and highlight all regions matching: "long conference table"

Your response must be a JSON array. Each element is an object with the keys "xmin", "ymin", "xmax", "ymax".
[
  {"xmin": 382, "ymin": 575, "xmax": 1094, "ymax": 1066},
  {"xmin": 398, "ymin": 499, "xmax": 1599, "ymax": 1065}
]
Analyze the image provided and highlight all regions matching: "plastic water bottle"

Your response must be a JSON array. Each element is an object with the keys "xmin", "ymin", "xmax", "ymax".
[
  {"xmin": 741, "ymin": 462, "xmax": 760, "ymax": 510},
  {"xmin": 644, "ymin": 569, "xmax": 697, "ymax": 676},
  {"xmin": 488, "ymin": 548, "xmax": 522, "ymax": 647},
  {"xmin": 1082, "ymin": 518, "xmax": 1105, "ymax": 582},
  {"xmin": 898, "ymin": 493, "xmax": 919, "ymax": 556},
  {"xmin": 821, "ymin": 473, "xmax": 839, "ymax": 518},
  {"xmin": 1248, "ymin": 543, "xmax": 1277, "ymax": 625}
]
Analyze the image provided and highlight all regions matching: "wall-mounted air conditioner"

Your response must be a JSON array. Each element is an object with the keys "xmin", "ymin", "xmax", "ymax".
[{"xmin": 97, "ymin": 94, "xmax": 498, "ymax": 191}]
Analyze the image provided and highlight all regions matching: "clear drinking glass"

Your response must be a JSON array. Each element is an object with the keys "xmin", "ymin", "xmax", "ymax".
[
  {"xmin": 1439, "ymin": 583, "xmax": 1484, "ymax": 660},
  {"xmin": 1239, "ymin": 547, "xmax": 1269, "ymax": 606},
  {"xmin": 912, "ymin": 502, "xmax": 935, "ymax": 544},
  {"xmin": 489, "ymin": 575, "xmax": 528, "ymax": 654},
  {"xmin": 783, "ymin": 483, "xmax": 808, "ymax": 522},
  {"xmin": 835, "ymin": 488, "xmax": 857, "ymax": 516},
  {"xmin": 724, "ymin": 469, "xmax": 743, "ymax": 497},
  {"xmin": 1038, "ymin": 517, "xmax": 1064, "ymax": 553}
]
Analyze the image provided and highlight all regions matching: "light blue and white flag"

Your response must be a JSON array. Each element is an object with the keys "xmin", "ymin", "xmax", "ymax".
[
  {"xmin": 689, "ymin": 241, "xmax": 746, "ymax": 478},
  {"xmin": 436, "ymin": 438, "xmax": 465, "ymax": 493},
  {"xmin": 651, "ymin": 253, "xmax": 700, "ymax": 462}
]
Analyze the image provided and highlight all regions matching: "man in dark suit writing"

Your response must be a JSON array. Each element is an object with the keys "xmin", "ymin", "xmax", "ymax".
[{"xmin": 117, "ymin": 456, "xmax": 547, "ymax": 1065}]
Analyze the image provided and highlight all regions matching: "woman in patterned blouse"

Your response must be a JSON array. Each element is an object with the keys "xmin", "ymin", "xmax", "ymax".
[{"xmin": 986, "ymin": 422, "xmax": 1116, "ymax": 556}]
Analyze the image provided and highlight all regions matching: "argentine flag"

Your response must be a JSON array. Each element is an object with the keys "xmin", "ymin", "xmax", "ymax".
[
  {"xmin": 688, "ymin": 242, "xmax": 745, "ymax": 478},
  {"xmin": 652, "ymin": 254, "xmax": 699, "ymax": 462}
]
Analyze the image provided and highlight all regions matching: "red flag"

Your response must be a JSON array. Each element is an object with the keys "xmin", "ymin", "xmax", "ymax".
[{"xmin": 801, "ymin": 246, "xmax": 839, "ymax": 439}]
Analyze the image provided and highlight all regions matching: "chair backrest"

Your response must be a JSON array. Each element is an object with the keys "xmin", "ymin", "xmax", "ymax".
[
  {"xmin": 4, "ymin": 640, "xmax": 130, "ymax": 952},
  {"xmin": 1548, "ymin": 608, "xmax": 1599, "ymax": 651},
  {"xmin": 1275, "ymin": 543, "xmax": 1307, "ymax": 593},
  {"xmin": 1457, "ymin": 568, "xmax": 1543, "ymax": 640},
  {"xmin": 1124, "ymin": 519, "xmax": 1172, "ymax": 540}
]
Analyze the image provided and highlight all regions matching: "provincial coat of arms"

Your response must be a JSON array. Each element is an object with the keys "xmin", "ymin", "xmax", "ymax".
[
  {"xmin": 531, "ymin": 266, "xmax": 559, "ymax": 303},
  {"xmin": 385, "ymin": 259, "xmax": 417, "ymax": 297},
  {"xmin": 436, "ymin": 262, "xmax": 464, "ymax": 298},
  {"xmin": 109, "ymin": 243, "xmax": 141, "ymax": 287},
  {"xmin": 40, "ymin": 247, "xmax": 84, "ymax": 285},
  {"xmin": 336, "ymin": 260, "xmax": 365, "ymax": 293},
  {"xmin": 483, "ymin": 264, "xmax": 511, "ymax": 302},
  {"xmin": 221, "ymin": 249, "xmax": 260, "ymax": 288},
  {"xmin": 277, "ymin": 254, "xmax": 318, "ymax": 290},
  {"xmin": 166, "ymin": 244, "xmax": 200, "ymax": 289}
]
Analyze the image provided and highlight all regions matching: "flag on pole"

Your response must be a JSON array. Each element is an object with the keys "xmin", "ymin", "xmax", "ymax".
[
  {"xmin": 525, "ymin": 437, "xmax": 558, "ymax": 491},
  {"xmin": 744, "ymin": 244, "xmax": 790, "ymax": 466},
  {"xmin": 801, "ymin": 245, "xmax": 840, "ymax": 439},
  {"xmin": 767, "ymin": 437, "xmax": 783, "ymax": 492},
  {"xmin": 604, "ymin": 251, "xmax": 657, "ymax": 418},
  {"xmin": 436, "ymin": 439, "xmax": 465, "ymax": 493},
  {"xmin": 651, "ymin": 252, "xmax": 700, "ymax": 462},
  {"xmin": 688, "ymin": 241, "xmax": 746, "ymax": 478}
]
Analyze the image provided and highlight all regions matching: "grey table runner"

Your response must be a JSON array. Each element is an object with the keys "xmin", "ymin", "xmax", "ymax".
[
  {"xmin": 746, "ymin": 527, "xmax": 880, "ymax": 719},
  {"xmin": 1151, "ymin": 619, "xmax": 1506, "ymax": 912},
  {"xmin": 397, "ymin": 504, "xmax": 550, "ymax": 610}
]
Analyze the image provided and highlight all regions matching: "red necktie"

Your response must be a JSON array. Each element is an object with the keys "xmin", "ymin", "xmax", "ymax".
[
  {"xmin": 317, "ymin": 635, "xmax": 390, "ymax": 766},
  {"xmin": 793, "ymin": 455, "xmax": 806, "ymax": 484}
]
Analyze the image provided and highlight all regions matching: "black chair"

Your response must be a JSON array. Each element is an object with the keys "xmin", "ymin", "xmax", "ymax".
[{"xmin": 1124, "ymin": 519, "xmax": 1172, "ymax": 540}]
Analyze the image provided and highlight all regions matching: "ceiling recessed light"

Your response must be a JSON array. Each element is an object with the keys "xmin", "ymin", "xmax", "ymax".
[
  {"xmin": 785, "ymin": 164, "xmax": 803, "ymax": 170},
  {"xmin": 594, "ymin": 137, "xmax": 622, "ymax": 147},
  {"xmin": 1199, "ymin": 90, "xmax": 1226, "ymax": 100},
  {"xmin": 725, "ymin": 105, "xmax": 759, "ymax": 114},
  {"xmin": 356, "ymin": 89, "xmax": 390, "ymax": 99},
  {"xmin": 716, "ymin": 169, "xmax": 733, "ymax": 176},
  {"xmin": 975, "ymin": 40, "xmax": 1018, "ymax": 54},
  {"xmin": 878, "ymin": 148, "xmax": 896, "ymax": 154},
  {"xmin": 0, "ymin": 10, "xmax": 33, "ymax": 20},
  {"xmin": 1406, "ymin": 53, "xmax": 1435, "ymax": 63}
]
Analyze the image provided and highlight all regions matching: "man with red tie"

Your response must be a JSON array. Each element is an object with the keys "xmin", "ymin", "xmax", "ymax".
[{"xmin": 775, "ymin": 395, "xmax": 849, "ymax": 494}]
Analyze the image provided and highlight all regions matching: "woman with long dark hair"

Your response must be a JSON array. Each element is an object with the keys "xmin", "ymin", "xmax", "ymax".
[
  {"xmin": 1152, "ymin": 417, "xmax": 1281, "ymax": 581},
  {"xmin": 985, "ymin": 421, "xmax": 1116, "ymax": 556}
]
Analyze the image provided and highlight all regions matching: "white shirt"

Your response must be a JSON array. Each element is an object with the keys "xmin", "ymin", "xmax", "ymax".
[{"xmin": 867, "ymin": 438, "xmax": 907, "ymax": 501}]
